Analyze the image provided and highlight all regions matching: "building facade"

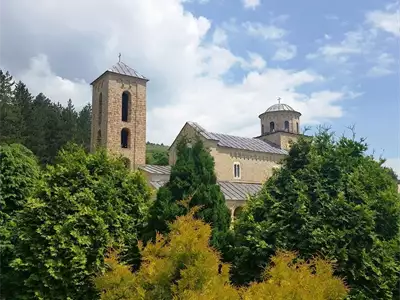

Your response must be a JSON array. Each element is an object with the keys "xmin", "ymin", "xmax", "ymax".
[
  {"xmin": 90, "ymin": 61, "xmax": 148, "ymax": 169},
  {"xmin": 90, "ymin": 61, "xmax": 304, "ymax": 218}
]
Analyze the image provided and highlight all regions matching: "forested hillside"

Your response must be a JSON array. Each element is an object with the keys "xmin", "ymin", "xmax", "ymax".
[{"xmin": 0, "ymin": 69, "xmax": 168, "ymax": 165}]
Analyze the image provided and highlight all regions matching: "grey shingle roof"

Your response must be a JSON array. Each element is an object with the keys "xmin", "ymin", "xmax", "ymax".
[
  {"xmin": 187, "ymin": 121, "xmax": 287, "ymax": 155},
  {"xmin": 138, "ymin": 165, "xmax": 171, "ymax": 175},
  {"xmin": 108, "ymin": 61, "xmax": 148, "ymax": 81},
  {"xmin": 218, "ymin": 181, "xmax": 262, "ymax": 201},
  {"xmin": 149, "ymin": 180, "xmax": 169, "ymax": 189},
  {"xmin": 147, "ymin": 179, "xmax": 262, "ymax": 201}
]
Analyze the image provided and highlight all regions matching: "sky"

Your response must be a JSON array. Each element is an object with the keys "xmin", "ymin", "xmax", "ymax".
[{"xmin": 1, "ymin": 0, "xmax": 399, "ymax": 174}]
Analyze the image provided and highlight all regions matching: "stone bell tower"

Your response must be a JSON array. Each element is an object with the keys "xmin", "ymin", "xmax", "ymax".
[
  {"xmin": 90, "ymin": 57, "xmax": 149, "ymax": 169},
  {"xmin": 257, "ymin": 98, "xmax": 302, "ymax": 151}
]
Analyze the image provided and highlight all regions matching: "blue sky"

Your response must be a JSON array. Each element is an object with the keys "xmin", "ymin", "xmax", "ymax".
[{"xmin": 0, "ymin": 0, "xmax": 399, "ymax": 172}]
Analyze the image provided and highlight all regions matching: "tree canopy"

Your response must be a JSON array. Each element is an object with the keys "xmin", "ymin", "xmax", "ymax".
[
  {"xmin": 9, "ymin": 144, "xmax": 152, "ymax": 299},
  {"xmin": 231, "ymin": 129, "xmax": 400, "ymax": 299},
  {"xmin": 95, "ymin": 209, "xmax": 348, "ymax": 300},
  {"xmin": 0, "ymin": 144, "xmax": 41, "ymax": 299}
]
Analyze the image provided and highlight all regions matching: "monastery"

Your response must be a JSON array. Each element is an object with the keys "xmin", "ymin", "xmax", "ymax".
[{"xmin": 90, "ymin": 60, "xmax": 304, "ymax": 217}]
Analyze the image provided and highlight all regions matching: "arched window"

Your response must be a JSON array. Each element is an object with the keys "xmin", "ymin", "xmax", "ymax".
[
  {"xmin": 121, "ymin": 128, "xmax": 130, "ymax": 148},
  {"xmin": 284, "ymin": 120, "xmax": 289, "ymax": 131},
  {"xmin": 97, "ymin": 130, "xmax": 101, "ymax": 147},
  {"xmin": 261, "ymin": 124, "xmax": 264, "ymax": 135},
  {"xmin": 98, "ymin": 93, "xmax": 103, "ymax": 126},
  {"xmin": 233, "ymin": 162, "xmax": 241, "ymax": 179},
  {"xmin": 234, "ymin": 206, "xmax": 243, "ymax": 219},
  {"xmin": 270, "ymin": 121, "xmax": 275, "ymax": 132},
  {"xmin": 296, "ymin": 122, "xmax": 299, "ymax": 133},
  {"xmin": 122, "ymin": 91, "xmax": 130, "ymax": 122}
]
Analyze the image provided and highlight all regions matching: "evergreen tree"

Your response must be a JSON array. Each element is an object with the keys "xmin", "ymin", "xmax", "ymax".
[
  {"xmin": 11, "ymin": 144, "xmax": 152, "ymax": 299},
  {"xmin": 145, "ymin": 135, "xmax": 231, "ymax": 245},
  {"xmin": 0, "ymin": 68, "xmax": 94, "ymax": 164},
  {"xmin": 231, "ymin": 128, "xmax": 400, "ymax": 299},
  {"xmin": 0, "ymin": 144, "xmax": 41, "ymax": 299}
]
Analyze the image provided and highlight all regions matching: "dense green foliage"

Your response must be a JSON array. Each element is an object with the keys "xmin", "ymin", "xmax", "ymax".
[
  {"xmin": 144, "ymin": 136, "xmax": 231, "ymax": 245},
  {"xmin": 9, "ymin": 144, "xmax": 152, "ymax": 299},
  {"xmin": 0, "ymin": 144, "xmax": 41, "ymax": 299},
  {"xmin": 95, "ymin": 209, "xmax": 348, "ymax": 300},
  {"xmin": 231, "ymin": 129, "xmax": 400, "ymax": 299},
  {"xmin": 0, "ymin": 70, "xmax": 92, "ymax": 165}
]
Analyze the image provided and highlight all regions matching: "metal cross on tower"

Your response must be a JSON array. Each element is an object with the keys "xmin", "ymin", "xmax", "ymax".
[
  {"xmin": 118, "ymin": 53, "xmax": 122, "ymax": 62},
  {"xmin": 277, "ymin": 97, "xmax": 281, "ymax": 104}
]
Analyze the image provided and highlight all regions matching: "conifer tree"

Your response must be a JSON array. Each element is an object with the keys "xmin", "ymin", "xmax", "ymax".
[
  {"xmin": 232, "ymin": 128, "xmax": 400, "ymax": 299},
  {"xmin": 145, "ymin": 135, "xmax": 231, "ymax": 245},
  {"xmin": 95, "ymin": 209, "xmax": 348, "ymax": 300}
]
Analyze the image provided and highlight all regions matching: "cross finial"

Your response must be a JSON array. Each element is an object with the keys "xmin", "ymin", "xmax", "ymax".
[
  {"xmin": 277, "ymin": 97, "xmax": 281, "ymax": 104},
  {"xmin": 118, "ymin": 53, "xmax": 121, "ymax": 62}
]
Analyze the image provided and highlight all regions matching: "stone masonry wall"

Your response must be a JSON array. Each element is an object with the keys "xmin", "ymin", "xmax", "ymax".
[
  {"xmin": 91, "ymin": 72, "xmax": 147, "ymax": 169},
  {"xmin": 169, "ymin": 123, "xmax": 284, "ymax": 184}
]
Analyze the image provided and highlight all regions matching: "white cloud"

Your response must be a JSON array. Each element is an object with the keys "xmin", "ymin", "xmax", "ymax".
[
  {"xmin": 384, "ymin": 157, "xmax": 400, "ymax": 177},
  {"xmin": 18, "ymin": 54, "xmax": 90, "ymax": 109},
  {"xmin": 2, "ymin": 0, "xmax": 349, "ymax": 145},
  {"xmin": 245, "ymin": 52, "xmax": 266, "ymax": 70},
  {"xmin": 242, "ymin": 0, "xmax": 261, "ymax": 10},
  {"xmin": 366, "ymin": 4, "xmax": 399, "ymax": 36},
  {"xmin": 307, "ymin": 28, "xmax": 373, "ymax": 63},
  {"xmin": 367, "ymin": 52, "xmax": 396, "ymax": 77},
  {"xmin": 243, "ymin": 21, "xmax": 286, "ymax": 40},
  {"xmin": 212, "ymin": 27, "xmax": 228, "ymax": 45},
  {"xmin": 308, "ymin": 3, "xmax": 399, "ymax": 76},
  {"xmin": 273, "ymin": 43, "xmax": 297, "ymax": 61}
]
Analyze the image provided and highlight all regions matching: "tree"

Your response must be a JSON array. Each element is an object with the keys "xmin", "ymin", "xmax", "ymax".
[
  {"xmin": 11, "ymin": 144, "xmax": 152, "ymax": 299},
  {"xmin": 231, "ymin": 129, "xmax": 400, "ymax": 299},
  {"xmin": 0, "ymin": 68, "xmax": 93, "ymax": 165},
  {"xmin": 94, "ymin": 209, "xmax": 348, "ymax": 300},
  {"xmin": 144, "ymin": 135, "xmax": 230, "ymax": 246},
  {"xmin": 0, "ymin": 144, "xmax": 41, "ymax": 299}
]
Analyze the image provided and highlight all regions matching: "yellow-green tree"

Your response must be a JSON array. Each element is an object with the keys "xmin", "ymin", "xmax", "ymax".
[{"xmin": 94, "ymin": 208, "xmax": 348, "ymax": 300}]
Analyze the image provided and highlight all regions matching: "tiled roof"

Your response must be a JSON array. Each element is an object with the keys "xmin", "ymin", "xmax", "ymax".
[
  {"xmin": 218, "ymin": 181, "xmax": 262, "ymax": 201},
  {"xmin": 187, "ymin": 121, "xmax": 287, "ymax": 155},
  {"xmin": 149, "ymin": 180, "xmax": 169, "ymax": 189},
  {"xmin": 138, "ymin": 165, "xmax": 171, "ymax": 175},
  {"xmin": 108, "ymin": 61, "xmax": 148, "ymax": 80},
  {"xmin": 148, "ymin": 179, "xmax": 262, "ymax": 201},
  {"xmin": 265, "ymin": 103, "xmax": 296, "ymax": 112}
]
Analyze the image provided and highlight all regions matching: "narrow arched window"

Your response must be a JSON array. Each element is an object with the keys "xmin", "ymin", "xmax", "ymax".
[
  {"xmin": 122, "ymin": 91, "xmax": 130, "ymax": 122},
  {"xmin": 98, "ymin": 93, "xmax": 103, "ymax": 126},
  {"xmin": 261, "ymin": 124, "xmax": 264, "ymax": 135},
  {"xmin": 284, "ymin": 120, "xmax": 289, "ymax": 131},
  {"xmin": 233, "ymin": 162, "xmax": 241, "ymax": 179},
  {"xmin": 296, "ymin": 122, "xmax": 299, "ymax": 133},
  {"xmin": 270, "ymin": 121, "xmax": 275, "ymax": 132},
  {"xmin": 121, "ymin": 128, "xmax": 129, "ymax": 148}
]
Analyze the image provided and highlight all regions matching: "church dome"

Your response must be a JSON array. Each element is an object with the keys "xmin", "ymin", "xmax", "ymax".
[{"xmin": 265, "ymin": 103, "xmax": 295, "ymax": 112}]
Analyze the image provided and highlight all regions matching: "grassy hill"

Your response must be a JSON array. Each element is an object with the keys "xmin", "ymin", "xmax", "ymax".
[{"xmin": 146, "ymin": 142, "xmax": 169, "ymax": 165}]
